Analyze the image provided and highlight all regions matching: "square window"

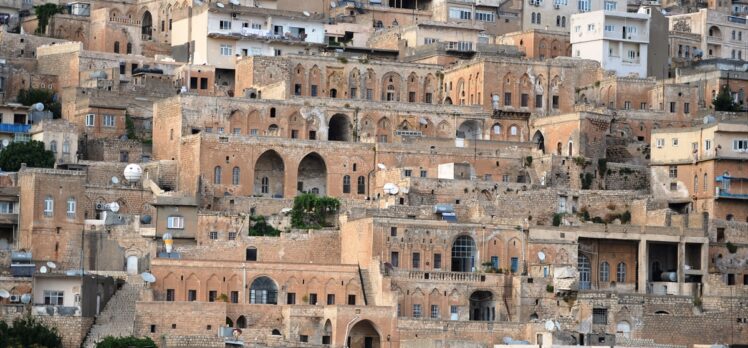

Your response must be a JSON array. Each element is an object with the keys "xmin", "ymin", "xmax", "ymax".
[
  {"xmin": 230, "ymin": 291, "xmax": 239, "ymax": 303},
  {"xmin": 433, "ymin": 253, "xmax": 441, "ymax": 269},
  {"xmin": 166, "ymin": 289, "xmax": 175, "ymax": 301},
  {"xmin": 309, "ymin": 293, "xmax": 318, "ymax": 305},
  {"xmin": 412, "ymin": 252, "xmax": 420, "ymax": 269},
  {"xmin": 287, "ymin": 293, "xmax": 296, "ymax": 304},
  {"xmin": 228, "ymin": 232, "xmax": 237, "ymax": 240},
  {"xmin": 390, "ymin": 227, "xmax": 397, "ymax": 236},
  {"xmin": 593, "ymin": 308, "xmax": 608, "ymax": 324},
  {"xmin": 85, "ymin": 114, "xmax": 95, "ymax": 127},
  {"xmin": 327, "ymin": 294, "xmax": 335, "ymax": 305},
  {"xmin": 188, "ymin": 290, "xmax": 197, "ymax": 301},
  {"xmin": 347, "ymin": 294, "xmax": 356, "ymax": 305},
  {"xmin": 208, "ymin": 290, "xmax": 217, "ymax": 302},
  {"xmin": 209, "ymin": 231, "xmax": 218, "ymax": 240},
  {"xmin": 299, "ymin": 335, "xmax": 308, "ymax": 343},
  {"xmin": 431, "ymin": 304, "xmax": 440, "ymax": 319},
  {"xmin": 412, "ymin": 304, "xmax": 422, "ymax": 318}
]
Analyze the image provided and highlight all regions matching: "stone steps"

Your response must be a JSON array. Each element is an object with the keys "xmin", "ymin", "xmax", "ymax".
[
  {"xmin": 82, "ymin": 279, "xmax": 144, "ymax": 348},
  {"xmin": 360, "ymin": 268, "xmax": 375, "ymax": 306}
]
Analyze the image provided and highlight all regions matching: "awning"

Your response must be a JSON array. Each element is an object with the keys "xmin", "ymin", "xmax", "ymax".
[{"xmin": 442, "ymin": 212, "xmax": 457, "ymax": 222}]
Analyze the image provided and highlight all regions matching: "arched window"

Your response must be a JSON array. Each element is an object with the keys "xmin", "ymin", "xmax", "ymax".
[
  {"xmin": 62, "ymin": 141, "xmax": 70, "ymax": 154},
  {"xmin": 357, "ymin": 176, "xmax": 366, "ymax": 194},
  {"xmin": 510, "ymin": 126, "xmax": 518, "ymax": 136},
  {"xmin": 578, "ymin": 254, "xmax": 591, "ymax": 289},
  {"xmin": 451, "ymin": 235, "xmax": 476, "ymax": 272},
  {"xmin": 232, "ymin": 167, "xmax": 240, "ymax": 185},
  {"xmin": 599, "ymin": 261, "xmax": 610, "ymax": 282},
  {"xmin": 249, "ymin": 276, "xmax": 277, "ymax": 304},
  {"xmin": 537, "ymin": 13, "xmax": 541, "ymax": 24},
  {"xmin": 493, "ymin": 124, "xmax": 501, "ymax": 134},
  {"xmin": 343, "ymin": 175, "xmax": 351, "ymax": 193},
  {"xmin": 113, "ymin": 41, "xmax": 120, "ymax": 53},
  {"xmin": 531, "ymin": 13, "xmax": 536, "ymax": 24},
  {"xmin": 50, "ymin": 140, "xmax": 57, "ymax": 153},
  {"xmin": 556, "ymin": 15, "xmax": 560, "ymax": 27},
  {"xmin": 261, "ymin": 177, "xmax": 269, "ymax": 194},
  {"xmin": 616, "ymin": 262, "xmax": 626, "ymax": 282},
  {"xmin": 66, "ymin": 197, "xmax": 76, "ymax": 219},
  {"xmin": 44, "ymin": 196, "xmax": 54, "ymax": 217},
  {"xmin": 214, "ymin": 166, "xmax": 222, "ymax": 184},
  {"xmin": 562, "ymin": 16, "xmax": 566, "ymax": 27},
  {"xmin": 694, "ymin": 175, "xmax": 698, "ymax": 193},
  {"xmin": 126, "ymin": 42, "xmax": 132, "ymax": 54}
]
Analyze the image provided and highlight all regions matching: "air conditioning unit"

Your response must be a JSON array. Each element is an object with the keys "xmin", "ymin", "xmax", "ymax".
[
  {"xmin": 554, "ymin": 3, "xmax": 560, "ymax": 8},
  {"xmin": 95, "ymin": 203, "xmax": 105, "ymax": 210},
  {"xmin": 9, "ymin": 295, "xmax": 20, "ymax": 303}
]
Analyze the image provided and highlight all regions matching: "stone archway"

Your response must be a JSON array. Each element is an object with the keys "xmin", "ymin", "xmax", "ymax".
[
  {"xmin": 451, "ymin": 235, "xmax": 476, "ymax": 272},
  {"xmin": 254, "ymin": 150, "xmax": 285, "ymax": 198},
  {"xmin": 298, "ymin": 153, "xmax": 327, "ymax": 195},
  {"xmin": 532, "ymin": 130, "xmax": 545, "ymax": 153},
  {"xmin": 347, "ymin": 319, "xmax": 381, "ymax": 348},
  {"xmin": 328, "ymin": 114, "xmax": 351, "ymax": 141},
  {"xmin": 141, "ymin": 10, "xmax": 152, "ymax": 40}
]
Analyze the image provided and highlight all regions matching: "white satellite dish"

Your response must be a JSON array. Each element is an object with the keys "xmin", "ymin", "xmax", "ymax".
[
  {"xmin": 330, "ymin": 1, "xmax": 336, "ymax": 8},
  {"xmin": 109, "ymin": 202, "xmax": 120, "ymax": 213},
  {"xmin": 377, "ymin": 163, "xmax": 387, "ymax": 170},
  {"xmin": 229, "ymin": 0, "xmax": 239, "ymax": 4},
  {"xmin": 20, "ymin": 294, "xmax": 31, "ymax": 304},
  {"xmin": 47, "ymin": 261, "xmax": 57, "ymax": 269},
  {"xmin": 0, "ymin": 289, "xmax": 9, "ymax": 298},
  {"xmin": 216, "ymin": 2, "xmax": 224, "ymax": 7},
  {"xmin": 40, "ymin": 266, "xmax": 48, "ymax": 274},
  {"xmin": 123, "ymin": 163, "xmax": 143, "ymax": 183},
  {"xmin": 545, "ymin": 320, "xmax": 555, "ymax": 331},
  {"xmin": 303, "ymin": 11, "xmax": 310, "ymax": 16},
  {"xmin": 280, "ymin": 207, "xmax": 292, "ymax": 214},
  {"xmin": 141, "ymin": 272, "xmax": 156, "ymax": 283},
  {"xmin": 537, "ymin": 251, "xmax": 546, "ymax": 262},
  {"xmin": 33, "ymin": 102, "xmax": 44, "ymax": 111},
  {"xmin": 111, "ymin": 176, "xmax": 120, "ymax": 185},
  {"xmin": 419, "ymin": 117, "xmax": 429, "ymax": 125},
  {"xmin": 193, "ymin": 0, "xmax": 204, "ymax": 5},
  {"xmin": 383, "ymin": 183, "xmax": 399, "ymax": 195},
  {"xmin": 2, "ymin": 139, "xmax": 9, "ymax": 147}
]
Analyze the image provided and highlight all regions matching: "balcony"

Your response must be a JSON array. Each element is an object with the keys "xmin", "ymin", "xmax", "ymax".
[
  {"xmin": 0, "ymin": 124, "xmax": 30, "ymax": 133},
  {"xmin": 707, "ymin": 35, "xmax": 722, "ymax": 43},
  {"xmin": 715, "ymin": 176, "xmax": 748, "ymax": 200},
  {"xmin": 32, "ymin": 305, "xmax": 80, "ymax": 317},
  {"xmin": 393, "ymin": 270, "xmax": 487, "ymax": 283}
]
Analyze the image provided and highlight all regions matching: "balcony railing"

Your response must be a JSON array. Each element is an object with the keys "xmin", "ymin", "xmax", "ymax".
[
  {"xmin": 394, "ymin": 270, "xmax": 486, "ymax": 283},
  {"xmin": 707, "ymin": 35, "xmax": 722, "ymax": 43},
  {"xmin": 32, "ymin": 305, "xmax": 80, "ymax": 317},
  {"xmin": 0, "ymin": 124, "xmax": 30, "ymax": 133}
]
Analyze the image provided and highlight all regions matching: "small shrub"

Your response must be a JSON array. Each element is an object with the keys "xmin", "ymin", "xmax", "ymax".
[
  {"xmin": 525, "ymin": 156, "xmax": 533, "ymax": 166},
  {"xmin": 580, "ymin": 173, "xmax": 594, "ymax": 189},
  {"xmin": 592, "ymin": 216, "xmax": 605, "ymax": 224},
  {"xmin": 217, "ymin": 293, "xmax": 229, "ymax": 302},
  {"xmin": 597, "ymin": 159, "xmax": 607, "ymax": 176},
  {"xmin": 573, "ymin": 156, "xmax": 587, "ymax": 166},
  {"xmin": 546, "ymin": 284, "xmax": 554, "ymax": 293},
  {"xmin": 604, "ymin": 213, "xmax": 619, "ymax": 223},
  {"xmin": 336, "ymin": 56, "xmax": 348, "ymax": 64},
  {"xmin": 620, "ymin": 211, "xmax": 631, "ymax": 224},
  {"xmin": 582, "ymin": 210, "xmax": 591, "ymax": 221},
  {"xmin": 248, "ymin": 215, "xmax": 280, "ymax": 236},
  {"xmin": 726, "ymin": 242, "xmax": 738, "ymax": 254},
  {"xmin": 552, "ymin": 213, "xmax": 563, "ymax": 227}
]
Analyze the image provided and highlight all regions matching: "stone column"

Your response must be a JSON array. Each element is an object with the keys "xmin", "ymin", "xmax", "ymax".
[
  {"xmin": 637, "ymin": 238, "xmax": 648, "ymax": 294},
  {"xmin": 678, "ymin": 240, "xmax": 686, "ymax": 295}
]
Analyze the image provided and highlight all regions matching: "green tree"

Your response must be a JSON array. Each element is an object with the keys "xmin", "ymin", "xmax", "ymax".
[
  {"xmin": 290, "ymin": 193, "xmax": 340, "ymax": 229},
  {"xmin": 248, "ymin": 215, "xmax": 280, "ymax": 236},
  {"xmin": 713, "ymin": 85, "xmax": 739, "ymax": 111},
  {"xmin": 95, "ymin": 336, "xmax": 156, "ymax": 348},
  {"xmin": 17, "ymin": 88, "xmax": 61, "ymax": 119},
  {"xmin": 0, "ymin": 316, "xmax": 63, "ymax": 348},
  {"xmin": 34, "ymin": 3, "xmax": 62, "ymax": 35},
  {"xmin": 0, "ymin": 140, "xmax": 55, "ymax": 172}
]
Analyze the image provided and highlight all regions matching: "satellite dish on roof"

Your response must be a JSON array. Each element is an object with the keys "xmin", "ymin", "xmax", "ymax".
[
  {"xmin": 2, "ymin": 139, "xmax": 9, "ymax": 147},
  {"xmin": 704, "ymin": 115, "xmax": 716, "ymax": 124},
  {"xmin": 111, "ymin": 176, "xmax": 120, "ymax": 185},
  {"xmin": 377, "ymin": 163, "xmax": 387, "ymax": 170},
  {"xmin": 47, "ymin": 261, "xmax": 57, "ymax": 269},
  {"xmin": 303, "ymin": 11, "xmax": 310, "ymax": 16},
  {"xmin": 33, "ymin": 103, "xmax": 44, "ymax": 111},
  {"xmin": 216, "ymin": 2, "xmax": 224, "ymax": 7},
  {"xmin": 124, "ymin": 164, "xmax": 143, "ymax": 183},
  {"xmin": 331, "ymin": 1, "xmax": 336, "ymax": 8},
  {"xmin": 40, "ymin": 266, "xmax": 48, "ymax": 274},
  {"xmin": 383, "ymin": 183, "xmax": 399, "ymax": 195},
  {"xmin": 108, "ymin": 202, "xmax": 120, "ymax": 213},
  {"xmin": 20, "ymin": 294, "xmax": 31, "ymax": 304},
  {"xmin": 545, "ymin": 320, "xmax": 555, "ymax": 331},
  {"xmin": 141, "ymin": 272, "xmax": 156, "ymax": 283},
  {"xmin": 419, "ymin": 117, "xmax": 429, "ymax": 125},
  {"xmin": 538, "ymin": 251, "xmax": 546, "ymax": 262},
  {"xmin": 0, "ymin": 289, "xmax": 9, "ymax": 298}
]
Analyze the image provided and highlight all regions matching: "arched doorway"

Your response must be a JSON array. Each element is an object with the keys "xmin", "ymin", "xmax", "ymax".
[
  {"xmin": 298, "ymin": 153, "xmax": 327, "ymax": 195},
  {"xmin": 616, "ymin": 321, "xmax": 631, "ymax": 338},
  {"xmin": 451, "ymin": 235, "xmax": 476, "ymax": 272},
  {"xmin": 532, "ymin": 130, "xmax": 545, "ymax": 153},
  {"xmin": 469, "ymin": 291, "xmax": 495, "ymax": 321},
  {"xmin": 322, "ymin": 319, "xmax": 332, "ymax": 345},
  {"xmin": 578, "ymin": 254, "xmax": 591, "ymax": 290},
  {"xmin": 254, "ymin": 150, "xmax": 285, "ymax": 198},
  {"xmin": 249, "ymin": 276, "xmax": 278, "ymax": 304},
  {"xmin": 457, "ymin": 120, "xmax": 481, "ymax": 140},
  {"xmin": 237, "ymin": 315, "xmax": 247, "ymax": 328},
  {"xmin": 141, "ymin": 11, "xmax": 152, "ymax": 40},
  {"xmin": 328, "ymin": 114, "xmax": 351, "ymax": 141},
  {"xmin": 347, "ymin": 320, "xmax": 381, "ymax": 348},
  {"xmin": 126, "ymin": 255, "xmax": 138, "ymax": 275}
]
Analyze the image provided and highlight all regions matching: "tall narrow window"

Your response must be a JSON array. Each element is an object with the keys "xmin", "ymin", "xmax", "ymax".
[
  {"xmin": 261, "ymin": 177, "xmax": 269, "ymax": 194},
  {"xmin": 66, "ymin": 197, "xmax": 76, "ymax": 219},
  {"xmin": 44, "ymin": 196, "xmax": 54, "ymax": 217},
  {"xmin": 343, "ymin": 175, "xmax": 351, "ymax": 193},
  {"xmin": 599, "ymin": 261, "xmax": 609, "ymax": 282},
  {"xmin": 214, "ymin": 166, "xmax": 222, "ymax": 184},
  {"xmin": 232, "ymin": 167, "xmax": 240, "ymax": 185},
  {"xmin": 616, "ymin": 262, "xmax": 626, "ymax": 282},
  {"xmin": 357, "ymin": 176, "xmax": 365, "ymax": 194}
]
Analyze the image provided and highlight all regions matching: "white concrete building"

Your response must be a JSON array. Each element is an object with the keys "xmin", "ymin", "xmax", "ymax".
[
  {"xmin": 172, "ymin": 3, "xmax": 326, "ymax": 70},
  {"xmin": 521, "ymin": 0, "xmax": 627, "ymax": 33},
  {"xmin": 570, "ymin": 10, "xmax": 650, "ymax": 77}
]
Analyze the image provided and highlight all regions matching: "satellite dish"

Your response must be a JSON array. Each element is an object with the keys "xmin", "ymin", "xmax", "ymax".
[
  {"xmin": 419, "ymin": 117, "xmax": 429, "ymax": 125},
  {"xmin": 141, "ymin": 272, "xmax": 156, "ymax": 283},
  {"xmin": 140, "ymin": 215, "xmax": 152, "ymax": 224},
  {"xmin": 20, "ymin": 294, "xmax": 31, "ymax": 304},
  {"xmin": 216, "ymin": 2, "xmax": 224, "ymax": 7},
  {"xmin": 111, "ymin": 176, "xmax": 120, "ymax": 185},
  {"xmin": 162, "ymin": 232, "xmax": 173, "ymax": 241},
  {"xmin": 193, "ymin": 0, "xmax": 204, "ymax": 5},
  {"xmin": 303, "ymin": 11, "xmax": 310, "ymax": 16},
  {"xmin": 377, "ymin": 163, "xmax": 387, "ymax": 170},
  {"xmin": 2, "ymin": 139, "xmax": 9, "ymax": 147},
  {"xmin": 123, "ymin": 164, "xmax": 143, "ymax": 183},
  {"xmin": 280, "ymin": 207, "xmax": 292, "ymax": 214},
  {"xmin": 66, "ymin": 269, "xmax": 81, "ymax": 276},
  {"xmin": 0, "ymin": 289, "xmax": 9, "ymax": 298},
  {"xmin": 330, "ymin": 1, "xmax": 336, "ymax": 8},
  {"xmin": 33, "ymin": 102, "xmax": 44, "ymax": 111},
  {"xmin": 545, "ymin": 320, "xmax": 555, "ymax": 331},
  {"xmin": 40, "ymin": 266, "xmax": 48, "ymax": 273},
  {"xmin": 383, "ymin": 183, "xmax": 399, "ymax": 195},
  {"xmin": 537, "ymin": 251, "xmax": 546, "ymax": 262},
  {"xmin": 109, "ymin": 202, "xmax": 120, "ymax": 213},
  {"xmin": 229, "ymin": 0, "xmax": 239, "ymax": 4},
  {"xmin": 47, "ymin": 261, "xmax": 57, "ymax": 269}
]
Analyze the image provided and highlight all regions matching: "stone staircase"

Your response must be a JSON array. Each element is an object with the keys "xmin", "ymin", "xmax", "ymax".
[
  {"xmin": 359, "ymin": 268, "xmax": 375, "ymax": 306},
  {"xmin": 82, "ymin": 277, "xmax": 143, "ymax": 348}
]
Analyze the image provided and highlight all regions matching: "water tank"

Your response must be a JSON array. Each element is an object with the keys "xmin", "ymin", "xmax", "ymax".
[
  {"xmin": 140, "ymin": 215, "xmax": 152, "ymax": 224},
  {"xmin": 123, "ymin": 164, "xmax": 143, "ymax": 183},
  {"xmin": 661, "ymin": 272, "xmax": 677, "ymax": 282}
]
